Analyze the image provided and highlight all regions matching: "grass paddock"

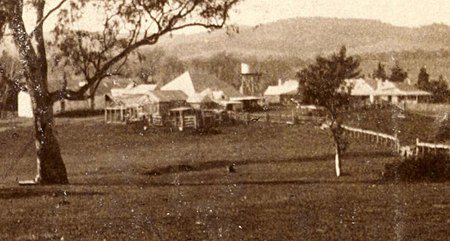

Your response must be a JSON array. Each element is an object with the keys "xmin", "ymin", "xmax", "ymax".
[{"xmin": 0, "ymin": 118, "xmax": 449, "ymax": 240}]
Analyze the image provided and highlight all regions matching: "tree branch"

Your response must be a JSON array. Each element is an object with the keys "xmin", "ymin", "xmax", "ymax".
[{"xmin": 29, "ymin": 0, "xmax": 67, "ymax": 38}]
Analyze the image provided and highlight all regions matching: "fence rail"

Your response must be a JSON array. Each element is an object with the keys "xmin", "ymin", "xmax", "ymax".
[
  {"xmin": 416, "ymin": 138, "xmax": 450, "ymax": 157},
  {"xmin": 341, "ymin": 124, "xmax": 450, "ymax": 158},
  {"xmin": 228, "ymin": 111, "xmax": 309, "ymax": 125},
  {"xmin": 341, "ymin": 124, "xmax": 400, "ymax": 152}
]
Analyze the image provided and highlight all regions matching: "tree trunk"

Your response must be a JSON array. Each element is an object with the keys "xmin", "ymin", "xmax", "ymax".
[
  {"xmin": 9, "ymin": 0, "xmax": 68, "ymax": 185},
  {"xmin": 89, "ymin": 87, "xmax": 95, "ymax": 110},
  {"xmin": 32, "ymin": 98, "xmax": 68, "ymax": 184},
  {"xmin": 334, "ymin": 143, "xmax": 341, "ymax": 177}
]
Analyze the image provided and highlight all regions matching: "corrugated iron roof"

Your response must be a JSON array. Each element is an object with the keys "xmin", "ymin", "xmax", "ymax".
[
  {"xmin": 148, "ymin": 90, "xmax": 188, "ymax": 102},
  {"xmin": 264, "ymin": 80, "xmax": 299, "ymax": 96},
  {"xmin": 161, "ymin": 71, "xmax": 243, "ymax": 98}
]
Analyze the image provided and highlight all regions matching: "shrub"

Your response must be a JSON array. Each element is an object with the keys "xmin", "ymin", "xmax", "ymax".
[
  {"xmin": 435, "ymin": 119, "xmax": 450, "ymax": 142},
  {"xmin": 383, "ymin": 154, "xmax": 450, "ymax": 182}
]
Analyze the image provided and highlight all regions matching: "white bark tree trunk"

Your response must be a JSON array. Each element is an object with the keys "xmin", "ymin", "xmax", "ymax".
[
  {"xmin": 32, "ymin": 99, "xmax": 68, "ymax": 184},
  {"xmin": 335, "ymin": 144, "xmax": 341, "ymax": 177},
  {"xmin": 10, "ymin": 0, "xmax": 69, "ymax": 184}
]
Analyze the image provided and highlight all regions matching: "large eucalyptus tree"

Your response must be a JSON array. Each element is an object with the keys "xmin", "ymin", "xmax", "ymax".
[{"xmin": 0, "ymin": 0, "xmax": 240, "ymax": 184}]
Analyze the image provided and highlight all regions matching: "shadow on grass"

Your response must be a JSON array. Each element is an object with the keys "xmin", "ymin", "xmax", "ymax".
[
  {"xmin": 144, "ymin": 151, "xmax": 394, "ymax": 176},
  {"xmin": 0, "ymin": 188, "xmax": 103, "ymax": 199},
  {"xmin": 146, "ymin": 179, "xmax": 382, "ymax": 187}
]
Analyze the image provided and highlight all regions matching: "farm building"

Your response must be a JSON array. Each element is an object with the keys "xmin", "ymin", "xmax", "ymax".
[
  {"xmin": 346, "ymin": 78, "xmax": 432, "ymax": 105},
  {"xmin": 146, "ymin": 90, "xmax": 189, "ymax": 116},
  {"xmin": 374, "ymin": 79, "xmax": 432, "ymax": 104},
  {"xmin": 346, "ymin": 78, "xmax": 378, "ymax": 104},
  {"xmin": 264, "ymin": 79, "xmax": 299, "ymax": 105},
  {"xmin": 110, "ymin": 83, "xmax": 157, "ymax": 97},
  {"xmin": 161, "ymin": 71, "xmax": 243, "ymax": 103},
  {"xmin": 104, "ymin": 94, "xmax": 152, "ymax": 123},
  {"xmin": 17, "ymin": 90, "xmax": 66, "ymax": 118},
  {"xmin": 230, "ymin": 96, "xmax": 264, "ymax": 111},
  {"xmin": 162, "ymin": 71, "xmax": 271, "ymax": 112},
  {"xmin": 104, "ymin": 90, "xmax": 188, "ymax": 124},
  {"xmin": 187, "ymin": 92, "xmax": 216, "ymax": 110}
]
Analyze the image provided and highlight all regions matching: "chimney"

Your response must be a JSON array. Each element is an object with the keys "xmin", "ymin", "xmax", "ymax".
[
  {"xmin": 376, "ymin": 78, "xmax": 382, "ymax": 90},
  {"xmin": 278, "ymin": 79, "xmax": 283, "ymax": 86},
  {"xmin": 405, "ymin": 78, "xmax": 412, "ymax": 85}
]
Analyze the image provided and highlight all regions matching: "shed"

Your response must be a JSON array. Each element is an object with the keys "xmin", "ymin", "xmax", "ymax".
[
  {"xmin": 264, "ymin": 80, "xmax": 299, "ymax": 105},
  {"xmin": 104, "ymin": 94, "xmax": 152, "ymax": 123},
  {"xmin": 187, "ymin": 93, "xmax": 215, "ymax": 110},
  {"xmin": 168, "ymin": 107, "xmax": 197, "ymax": 131},
  {"xmin": 147, "ymin": 90, "xmax": 188, "ymax": 116}
]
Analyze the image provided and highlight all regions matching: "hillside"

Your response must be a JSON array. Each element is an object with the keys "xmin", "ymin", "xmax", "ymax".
[{"xmin": 153, "ymin": 17, "xmax": 450, "ymax": 60}]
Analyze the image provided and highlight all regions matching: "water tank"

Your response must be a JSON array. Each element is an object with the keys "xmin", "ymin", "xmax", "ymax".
[{"xmin": 241, "ymin": 63, "xmax": 251, "ymax": 74}]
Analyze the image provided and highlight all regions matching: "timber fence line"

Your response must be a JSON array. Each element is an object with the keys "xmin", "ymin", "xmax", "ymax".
[
  {"xmin": 341, "ymin": 125, "xmax": 401, "ymax": 152},
  {"xmin": 341, "ymin": 124, "xmax": 450, "ymax": 158},
  {"xmin": 415, "ymin": 138, "xmax": 450, "ymax": 157},
  {"xmin": 228, "ymin": 111, "xmax": 319, "ymax": 125}
]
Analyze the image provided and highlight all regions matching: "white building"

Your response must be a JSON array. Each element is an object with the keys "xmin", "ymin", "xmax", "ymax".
[
  {"xmin": 264, "ymin": 79, "xmax": 300, "ymax": 105},
  {"xmin": 346, "ymin": 78, "xmax": 431, "ymax": 105}
]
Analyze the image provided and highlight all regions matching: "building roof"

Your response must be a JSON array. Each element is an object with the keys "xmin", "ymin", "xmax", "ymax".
[
  {"xmin": 346, "ymin": 78, "xmax": 377, "ymax": 96},
  {"xmin": 264, "ymin": 80, "xmax": 299, "ymax": 96},
  {"xmin": 106, "ymin": 94, "xmax": 151, "ymax": 107},
  {"xmin": 187, "ymin": 93, "xmax": 213, "ymax": 103},
  {"xmin": 347, "ymin": 78, "xmax": 432, "ymax": 97},
  {"xmin": 111, "ymin": 84, "xmax": 158, "ymax": 97},
  {"xmin": 161, "ymin": 71, "xmax": 243, "ymax": 99},
  {"xmin": 147, "ymin": 90, "xmax": 188, "ymax": 103},
  {"xmin": 375, "ymin": 81, "xmax": 431, "ymax": 96}
]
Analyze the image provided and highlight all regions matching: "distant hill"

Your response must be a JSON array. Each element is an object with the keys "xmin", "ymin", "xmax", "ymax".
[{"xmin": 152, "ymin": 17, "xmax": 450, "ymax": 60}]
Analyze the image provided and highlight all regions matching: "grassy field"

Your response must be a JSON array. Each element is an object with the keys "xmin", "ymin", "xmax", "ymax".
[{"xmin": 0, "ymin": 117, "xmax": 449, "ymax": 241}]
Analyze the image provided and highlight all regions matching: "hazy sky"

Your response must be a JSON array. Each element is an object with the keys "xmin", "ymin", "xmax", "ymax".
[{"xmin": 23, "ymin": 0, "xmax": 450, "ymax": 33}]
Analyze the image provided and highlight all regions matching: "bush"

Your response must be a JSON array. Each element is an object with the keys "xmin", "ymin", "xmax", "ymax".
[
  {"xmin": 436, "ymin": 119, "xmax": 450, "ymax": 142},
  {"xmin": 383, "ymin": 154, "xmax": 450, "ymax": 182}
]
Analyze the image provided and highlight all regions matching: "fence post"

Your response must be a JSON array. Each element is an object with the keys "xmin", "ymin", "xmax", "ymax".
[
  {"xmin": 415, "ymin": 138, "xmax": 419, "ymax": 157},
  {"xmin": 193, "ymin": 114, "xmax": 198, "ymax": 129},
  {"xmin": 266, "ymin": 112, "xmax": 270, "ymax": 123},
  {"xmin": 246, "ymin": 112, "xmax": 250, "ymax": 125},
  {"xmin": 394, "ymin": 133, "xmax": 400, "ymax": 153},
  {"xmin": 291, "ymin": 110, "xmax": 296, "ymax": 124}
]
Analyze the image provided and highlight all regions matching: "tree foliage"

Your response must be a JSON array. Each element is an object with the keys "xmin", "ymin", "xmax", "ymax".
[
  {"xmin": 297, "ymin": 46, "xmax": 360, "ymax": 113},
  {"xmin": 50, "ymin": 0, "xmax": 240, "ymax": 101},
  {"xmin": 0, "ymin": 0, "xmax": 240, "ymax": 184},
  {"xmin": 0, "ymin": 52, "xmax": 24, "ymax": 112},
  {"xmin": 297, "ymin": 46, "xmax": 361, "ymax": 176},
  {"xmin": 389, "ymin": 62, "xmax": 408, "ymax": 82},
  {"xmin": 372, "ymin": 62, "xmax": 387, "ymax": 80},
  {"xmin": 416, "ymin": 67, "xmax": 449, "ymax": 103},
  {"xmin": 428, "ymin": 75, "xmax": 449, "ymax": 103},
  {"xmin": 417, "ymin": 66, "xmax": 429, "ymax": 89}
]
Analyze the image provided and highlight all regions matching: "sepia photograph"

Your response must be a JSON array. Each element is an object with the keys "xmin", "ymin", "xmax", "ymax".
[{"xmin": 0, "ymin": 0, "xmax": 449, "ymax": 240}]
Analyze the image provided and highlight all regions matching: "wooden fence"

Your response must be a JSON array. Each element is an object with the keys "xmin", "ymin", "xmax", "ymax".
[
  {"xmin": 341, "ymin": 125, "xmax": 400, "ymax": 152},
  {"xmin": 415, "ymin": 138, "xmax": 450, "ymax": 157},
  {"xmin": 227, "ymin": 111, "xmax": 320, "ymax": 125},
  {"xmin": 341, "ymin": 124, "xmax": 450, "ymax": 158},
  {"xmin": 169, "ymin": 115, "xmax": 197, "ymax": 130}
]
